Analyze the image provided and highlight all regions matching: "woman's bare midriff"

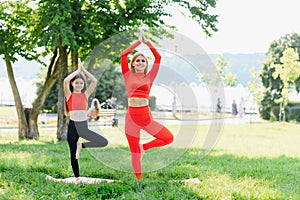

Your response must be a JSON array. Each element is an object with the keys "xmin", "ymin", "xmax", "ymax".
[
  {"xmin": 69, "ymin": 110, "xmax": 88, "ymax": 121},
  {"xmin": 128, "ymin": 97, "xmax": 149, "ymax": 107}
]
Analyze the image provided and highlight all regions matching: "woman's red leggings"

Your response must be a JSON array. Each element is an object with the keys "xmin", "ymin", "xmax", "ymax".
[{"xmin": 125, "ymin": 106, "xmax": 174, "ymax": 179}]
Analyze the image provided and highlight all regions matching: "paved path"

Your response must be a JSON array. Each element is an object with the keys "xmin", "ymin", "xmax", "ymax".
[{"xmin": 0, "ymin": 113, "xmax": 262, "ymax": 130}]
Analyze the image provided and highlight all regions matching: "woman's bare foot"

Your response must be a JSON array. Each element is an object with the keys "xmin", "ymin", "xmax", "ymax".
[
  {"xmin": 75, "ymin": 142, "xmax": 82, "ymax": 159},
  {"xmin": 139, "ymin": 144, "xmax": 144, "ymax": 160}
]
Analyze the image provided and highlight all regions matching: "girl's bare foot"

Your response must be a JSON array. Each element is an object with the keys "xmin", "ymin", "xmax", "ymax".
[
  {"xmin": 75, "ymin": 142, "xmax": 82, "ymax": 159},
  {"xmin": 75, "ymin": 177, "xmax": 80, "ymax": 183}
]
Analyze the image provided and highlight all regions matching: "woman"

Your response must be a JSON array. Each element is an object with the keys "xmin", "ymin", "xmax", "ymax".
[
  {"xmin": 121, "ymin": 30, "xmax": 174, "ymax": 179},
  {"xmin": 232, "ymin": 99, "xmax": 238, "ymax": 118},
  {"xmin": 64, "ymin": 59, "xmax": 108, "ymax": 181}
]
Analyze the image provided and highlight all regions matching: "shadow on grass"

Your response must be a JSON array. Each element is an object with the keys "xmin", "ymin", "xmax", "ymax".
[
  {"xmin": 161, "ymin": 148, "xmax": 300, "ymax": 198},
  {"xmin": 0, "ymin": 142, "xmax": 299, "ymax": 199}
]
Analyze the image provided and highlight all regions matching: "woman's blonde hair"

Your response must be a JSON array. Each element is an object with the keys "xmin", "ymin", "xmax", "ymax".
[{"xmin": 129, "ymin": 52, "xmax": 148, "ymax": 74}]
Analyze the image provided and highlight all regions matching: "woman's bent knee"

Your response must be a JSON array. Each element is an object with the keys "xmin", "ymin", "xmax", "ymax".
[{"xmin": 166, "ymin": 133, "xmax": 174, "ymax": 144}]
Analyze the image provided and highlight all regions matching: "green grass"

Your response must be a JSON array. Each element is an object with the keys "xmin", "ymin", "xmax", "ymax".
[
  {"xmin": 0, "ymin": 121, "xmax": 299, "ymax": 199},
  {"xmin": 0, "ymin": 106, "xmax": 17, "ymax": 118},
  {"xmin": 0, "ymin": 106, "xmax": 17, "ymax": 125}
]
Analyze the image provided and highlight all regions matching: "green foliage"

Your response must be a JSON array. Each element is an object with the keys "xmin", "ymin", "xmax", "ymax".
[
  {"xmin": 94, "ymin": 61, "xmax": 126, "ymax": 107},
  {"xmin": 199, "ymin": 54, "xmax": 238, "ymax": 87},
  {"xmin": 270, "ymin": 101, "xmax": 300, "ymax": 122},
  {"xmin": 0, "ymin": 1, "xmax": 37, "ymax": 61},
  {"xmin": 272, "ymin": 48, "xmax": 300, "ymax": 103},
  {"xmin": 149, "ymin": 96, "xmax": 157, "ymax": 111},
  {"xmin": 33, "ymin": 0, "xmax": 218, "ymax": 58},
  {"xmin": 32, "ymin": 0, "xmax": 219, "ymax": 114},
  {"xmin": 247, "ymin": 67, "xmax": 264, "ymax": 106},
  {"xmin": 259, "ymin": 90, "xmax": 273, "ymax": 120},
  {"xmin": 42, "ymin": 80, "xmax": 59, "ymax": 112},
  {"xmin": 260, "ymin": 33, "xmax": 300, "ymax": 120}
]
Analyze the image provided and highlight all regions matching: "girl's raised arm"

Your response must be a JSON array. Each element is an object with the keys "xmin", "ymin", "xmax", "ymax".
[
  {"xmin": 64, "ymin": 64, "xmax": 82, "ymax": 99},
  {"xmin": 82, "ymin": 65, "xmax": 97, "ymax": 98}
]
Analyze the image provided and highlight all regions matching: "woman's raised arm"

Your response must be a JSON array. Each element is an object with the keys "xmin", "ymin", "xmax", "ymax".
[{"xmin": 121, "ymin": 40, "xmax": 141, "ymax": 75}]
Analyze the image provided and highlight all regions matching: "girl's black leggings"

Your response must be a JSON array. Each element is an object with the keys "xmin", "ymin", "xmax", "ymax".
[{"xmin": 67, "ymin": 120, "xmax": 108, "ymax": 177}]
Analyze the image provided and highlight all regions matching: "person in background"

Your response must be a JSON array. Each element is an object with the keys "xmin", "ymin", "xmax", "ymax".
[
  {"xmin": 239, "ymin": 97, "xmax": 246, "ymax": 118},
  {"xmin": 232, "ymin": 99, "xmax": 238, "ymax": 118},
  {"xmin": 88, "ymin": 98, "xmax": 100, "ymax": 121},
  {"xmin": 216, "ymin": 97, "xmax": 222, "ymax": 113}
]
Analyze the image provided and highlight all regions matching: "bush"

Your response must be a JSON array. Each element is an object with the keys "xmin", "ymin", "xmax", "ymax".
[
  {"xmin": 259, "ymin": 92, "xmax": 273, "ymax": 120},
  {"xmin": 270, "ymin": 101, "xmax": 300, "ymax": 122},
  {"xmin": 149, "ymin": 96, "xmax": 157, "ymax": 111},
  {"xmin": 286, "ymin": 102, "xmax": 300, "ymax": 122}
]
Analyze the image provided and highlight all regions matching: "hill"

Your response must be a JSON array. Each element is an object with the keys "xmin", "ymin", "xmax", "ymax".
[
  {"xmin": 155, "ymin": 52, "xmax": 265, "ymax": 86},
  {"xmin": 209, "ymin": 53, "xmax": 265, "ymax": 86},
  {"xmin": 0, "ymin": 59, "xmax": 42, "ymax": 80},
  {"xmin": 0, "ymin": 53, "xmax": 265, "ymax": 86}
]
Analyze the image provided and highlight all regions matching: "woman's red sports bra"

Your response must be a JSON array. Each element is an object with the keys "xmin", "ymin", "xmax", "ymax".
[{"xmin": 66, "ymin": 93, "xmax": 87, "ymax": 111}]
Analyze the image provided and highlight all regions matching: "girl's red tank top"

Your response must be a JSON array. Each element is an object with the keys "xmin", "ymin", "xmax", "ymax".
[{"xmin": 66, "ymin": 93, "xmax": 87, "ymax": 111}]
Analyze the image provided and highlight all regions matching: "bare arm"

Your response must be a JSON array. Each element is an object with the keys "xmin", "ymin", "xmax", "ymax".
[
  {"xmin": 64, "ymin": 65, "xmax": 82, "ymax": 100},
  {"xmin": 81, "ymin": 64, "xmax": 97, "ymax": 98}
]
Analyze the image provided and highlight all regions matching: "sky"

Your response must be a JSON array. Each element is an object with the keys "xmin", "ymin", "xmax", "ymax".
[{"xmin": 164, "ymin": 0, "xmax": 300, "ymax": 54}]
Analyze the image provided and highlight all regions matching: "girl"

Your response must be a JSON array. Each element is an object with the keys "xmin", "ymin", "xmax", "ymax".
[
  {"xmin": 121, "ymin": 30, "xmax": 174, "ymax": 179},
  {"xmin": 88, "ymin": 98, "xmax": 101, "ymax": 121},
  {"xmin": 64, "ymin": 59, "xmax": 108, "ymax": 181}
]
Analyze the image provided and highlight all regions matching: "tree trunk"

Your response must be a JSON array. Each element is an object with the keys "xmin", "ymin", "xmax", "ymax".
[
  {"xmin": 87, "ymin": 58, "xmax": 96, "ymax": 72},
  {"xmin": 71, "ymin": 51, "xmax": 78, "ymax": 70},
  {"xmin": 27, "ymin": 49, "xmax": 60, "ymax": 139},
  {"xmin": 5, "ymin": 60, "xmax": 29, "ymax": 139},
  {"xmin": 56, "ymin": 44, "xmax": 68, "ymax": 141}
]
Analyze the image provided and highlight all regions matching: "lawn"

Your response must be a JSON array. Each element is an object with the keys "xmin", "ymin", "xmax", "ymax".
[
  {"xmin": 0, "ymin": 106, "xmax": 18, "ymax": 125},
  {"xmin": 0, "ymin": 107, "xmax": 300, "ymax": 199}
]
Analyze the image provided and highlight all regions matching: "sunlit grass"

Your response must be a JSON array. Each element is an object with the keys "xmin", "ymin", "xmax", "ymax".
[
  {"xmin": 0, "ymin": 106, "xmax": 17, "ymax": 118},
  {"xmin": 0, "ymin": 119, "xmax": 300, "ymax": 199}
]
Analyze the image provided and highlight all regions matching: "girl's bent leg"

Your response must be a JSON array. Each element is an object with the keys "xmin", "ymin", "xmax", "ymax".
[{"xmin": 74, "ymin": 121, "xmax": 108, "ymax": 148}]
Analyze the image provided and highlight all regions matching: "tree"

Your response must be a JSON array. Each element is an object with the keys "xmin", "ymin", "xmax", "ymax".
[
  {"xmin": 247, "ymin": 67, "xmax": 263, "ymax": 105},
  {"xmin": 271, "ymin": 48, "xmax": 300, "ymax": 121},
  {"xmin": 0, "ymin": 1, "xmax": 39, "ymax": 139},
  {"xmin": 94, "ymin": 60, "xmax": 126, "ymax": 107},
  {"xmin": 3, "ymin": 0, "xmax": 219, "ymax": 140},
  {"xmin": 260, "ymin": 33, "xmax": 300, "ymax": 120},
  {"xmin": 39, "ymin": 0, "xmax": 220, "ymax": 141},
  {"xmin": 199, "ymin": 54, "xmax": 238, "ymax": 87},
  {"xmin": 247, "ymin": 67, "xmax": 264, "ymax": 121},
  {"xmin": 216, "ymin": 55, "xmax": 238, "ymax": 87}
]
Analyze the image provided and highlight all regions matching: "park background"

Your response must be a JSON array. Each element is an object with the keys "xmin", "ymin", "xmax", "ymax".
[{"xmin": 1, "ymin": 0, "xmax": 300, "ymax": 199}]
